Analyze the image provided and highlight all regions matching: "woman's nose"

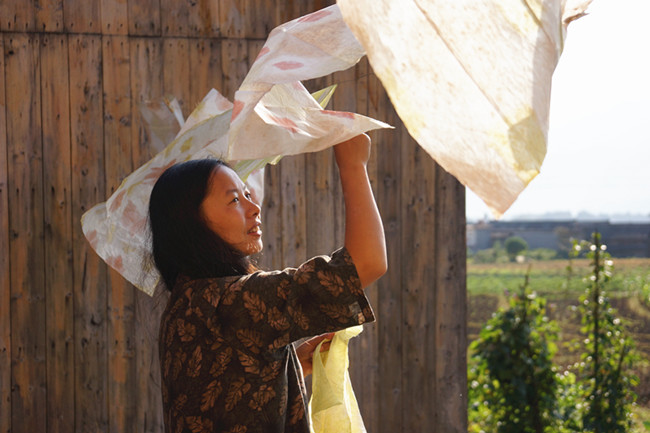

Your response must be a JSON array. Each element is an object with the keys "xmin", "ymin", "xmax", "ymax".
[{"xmin": 246, "ymin": 197, "xmax": 261, "ymax": 217}]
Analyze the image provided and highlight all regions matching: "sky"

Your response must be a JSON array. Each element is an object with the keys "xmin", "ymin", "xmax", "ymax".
[{"xmin": 466, "ymin": 0, "xmax": 650, "ymax": 221}]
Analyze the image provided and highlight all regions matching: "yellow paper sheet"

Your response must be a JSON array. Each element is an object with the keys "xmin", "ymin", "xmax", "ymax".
[{"xmin": 309, "ymin": 326, "xmax": 366, "ymax": 433}]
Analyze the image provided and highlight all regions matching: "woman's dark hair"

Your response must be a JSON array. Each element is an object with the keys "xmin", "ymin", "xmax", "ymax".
[{"xmin": 149, "ymin": 159, "xmax": 252, "ymax": 291}]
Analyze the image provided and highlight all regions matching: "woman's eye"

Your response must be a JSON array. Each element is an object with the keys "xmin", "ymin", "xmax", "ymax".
[
  {"xmin": 231, "ymin": 197, "xmax": 239, "ymax": 203},
  {"xmin": 245, "ymin": 192, "xmax": 252, "ymax": 199}
]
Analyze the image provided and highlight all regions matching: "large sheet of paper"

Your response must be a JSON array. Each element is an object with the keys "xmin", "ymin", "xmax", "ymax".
[
  {"xmin": 83, "ymin": 1, "xmax": 590, "ymax": 295},
  {"xmin": 82, "ymin": 6, "xmax": 390, "ymax": 295},
  {"xmin": 338, "ymin": 0, "xmax": 591, "ymax": 216}
]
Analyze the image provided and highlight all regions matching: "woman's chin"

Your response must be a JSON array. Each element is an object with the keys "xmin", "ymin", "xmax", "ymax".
[{"xmin": 241, "ymin": 239, "xmax": 263, "ymax": 256}]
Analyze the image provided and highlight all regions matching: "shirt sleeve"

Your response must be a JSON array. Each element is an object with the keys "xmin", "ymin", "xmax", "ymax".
[{"xmin": 209, "ymin": 247, "xmax": 375, "ymax": 353}]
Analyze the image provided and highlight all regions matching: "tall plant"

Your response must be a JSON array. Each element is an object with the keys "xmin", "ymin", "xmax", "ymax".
[{"xmin": 572, "ymin": 233, "xmax": 639, "ymax": 432}]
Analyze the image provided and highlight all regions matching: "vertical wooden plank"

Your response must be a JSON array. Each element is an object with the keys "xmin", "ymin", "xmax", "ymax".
[
  {"xmin": 400, "ymin": 127, "xmax": 437, "ymax": 432},
  {"xmin": 101, "ymin": 0, "xmax": 128, "ymax": 34},
  {"xmin": 64, "ymin": 0, "xmax": 101, "ymax": 33},
  {"xmin": 245, "ymin": 0, "xmax": 275, "ymax": 38},
  {"xmin": 280, "ymin": 154, "xmax": 307, "ymax": 268},
  {"xmin": 274, "ymin": 0, "xmax": 303, "ymax": 24},
  {"xmin": 0, "ymin": 34, "xmax": 11, "ymax": 433},
  {"xmin": 373, "ymin": 82, "xmax": 403, "ymax": 433},
  {"xmin": 0, "ymin": 0, "xmax": 35, "ymax": 31},
  {"xmin": 41, "ymin": 33, "xmax": 75, "ymax": 433},
  {"xmin": 220, "ymin": 38, "xmax": 248, "ymax": 100},
  {"xmin": 259, "ymin": 164, "xmax": 283, "ymax": 271},
  {"xmin": 128, "ymin": 0, "xmax": 161, "ymax": 36},
  {"xmin": 130, "ymin": 37, "xmax": 163, "ymax": 165},
  {"xmin": 5, "ymin": 33, "xmax": 46, "ymax": 433},
  {"xmin": 219, "ymin": 0, "xmax": 246, "ymax": 38},
  {"xmin": 331, "ymin": 66, "xmax": 355, "ymax": 247},
  {"xmin": 36, "ymin": 0, "xmax": 64, "ymax": 32},
  {"xmin": 130, "ymin": 37, "xmax": 165, "ymax": 433},
  {"xmin": 161, "ymin": 0, "xmax": 219, "ymax": 36},
  {"xmin": 189, "ymin": 39, "xmax": 223, "ymax": 110},
  {"xmin": 434, "ymin": 169, "xmax": 467, "ymax": 432},
  {"xmin": 347, "ymin": 58, "xmax": 380, "ymax": 433},
  {"xmin": 162, "ymin": 38, "xmax": 191, "ymax": 117},
  {"xmin": 303, "ymin": 95, "xmax": 337, "ymax": 260},
  {"xmin": 102, "ymin": 35, "xmax": 136, "ymax": 433},
  {"xmin": 69, "ymin": 34, "xmax": 108, "ymax": 433}
]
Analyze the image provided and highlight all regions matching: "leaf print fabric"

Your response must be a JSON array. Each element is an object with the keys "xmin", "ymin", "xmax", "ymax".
[{"xmin": 159, "ymin": 247, "xmax": 375, "ymax": 433}]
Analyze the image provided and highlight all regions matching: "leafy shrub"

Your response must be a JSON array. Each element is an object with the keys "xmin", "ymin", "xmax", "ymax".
[
  {"xmin": 468, "ymin": 233, "xmax": 640, "ymax": 432},
  {"xmin": 505, "ymin": 236, "xmax": 528, "ymax": 261},
  {"xmin": 468, "ymin": 274, "xmax": 561, "ymax": 433}
]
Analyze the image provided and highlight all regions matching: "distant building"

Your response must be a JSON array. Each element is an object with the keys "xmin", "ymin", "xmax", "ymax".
[{"xmin": 467, "ymin": 220, "xmax": 650, "ymax": 258}]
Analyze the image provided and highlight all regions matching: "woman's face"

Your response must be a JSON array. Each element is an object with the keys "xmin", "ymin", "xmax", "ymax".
[{"xmin": 200, "ymin": 166, "xmax": 263, "ymax": 256}]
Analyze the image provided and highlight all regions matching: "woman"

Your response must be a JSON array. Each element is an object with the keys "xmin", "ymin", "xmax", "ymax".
[{"xmin": 149, "ymin": 134, "xmax": 386, "ymax": 433}]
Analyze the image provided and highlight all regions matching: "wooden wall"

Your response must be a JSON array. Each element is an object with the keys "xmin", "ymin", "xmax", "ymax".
[{"xmin": 0, "ymin": 0, "xmax": 467, "ymax": 432}]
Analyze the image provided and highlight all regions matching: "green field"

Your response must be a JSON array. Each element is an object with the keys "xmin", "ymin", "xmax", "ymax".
[{"xmin": 467, "ymin": 257, "xmax": 650, "ymax": 429}]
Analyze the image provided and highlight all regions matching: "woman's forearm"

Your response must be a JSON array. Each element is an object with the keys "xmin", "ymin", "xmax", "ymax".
[{"xmin": 334, "ymin": 136, "xmax": 387, "ymax": 288}]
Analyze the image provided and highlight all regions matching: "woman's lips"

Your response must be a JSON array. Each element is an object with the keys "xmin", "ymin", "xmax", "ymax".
[{"xmin": 248, "ymin": 223, "xmax": 262, "ymax": 236}]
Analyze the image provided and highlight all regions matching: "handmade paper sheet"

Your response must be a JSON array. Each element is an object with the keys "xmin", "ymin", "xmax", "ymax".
[
  {"xmin": 338, "ymin": 0, "xmax": 592, "ymax": 216},
  {"xmin": 82, "ymin": 6, "xmax": 390, "ymax": 295}
]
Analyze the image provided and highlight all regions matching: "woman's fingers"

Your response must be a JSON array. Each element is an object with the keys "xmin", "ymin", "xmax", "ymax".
[{"xmin": 296, "ymin": 333, "xmax": 335, "ymax": 376}]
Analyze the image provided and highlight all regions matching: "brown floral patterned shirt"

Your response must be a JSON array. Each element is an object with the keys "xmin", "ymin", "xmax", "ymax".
[{"xmin": 159, "ymin": 247, "xmax": 375, "ymax": 433}]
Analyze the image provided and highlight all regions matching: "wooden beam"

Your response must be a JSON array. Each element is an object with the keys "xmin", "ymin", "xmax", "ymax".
[
  {"xmin": 102, "ymin": 35, "xmax": 136, "ymax": 433},
  {"xmin": 41, "ymin": 33, "xmax": 75, "ymax": 433},
  {"xmin": 434, "ymin": 168, "xmax": 467, "ymax": 432},
  {"xmin": 0, "ymin": 33, "xmax": 12, "ymax": 433},
  {"xmin": 5, "ymin": 33, "xmax": 46, "ymax": 433},
  {"xmin": 69, "ymin": 34, "xmax": 108, "ymax": 432}
]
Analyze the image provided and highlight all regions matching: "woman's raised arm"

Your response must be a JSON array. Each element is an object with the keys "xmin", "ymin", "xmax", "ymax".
[{"xmin": 334, "ymin": 134, "xmax": 387, "ymax": 288}]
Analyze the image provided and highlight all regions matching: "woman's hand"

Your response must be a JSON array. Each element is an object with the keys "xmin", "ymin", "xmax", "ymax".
[
  {"xmin": 334, "ymin": 133, "xmax": 371, "ymax": 170},
  {"xmin": 296, "ymin": 333, "xmax": 334, "ymax": 377},
  {"xmin": 334, "ymin": 134, "xmax": 387, "ymax": 288}
]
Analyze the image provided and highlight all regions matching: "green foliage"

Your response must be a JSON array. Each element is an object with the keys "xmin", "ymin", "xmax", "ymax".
[
  {"xmin": 505, "ymin": 236, "xmax": 529, "ymax": 261},
  {"xmin": 468, "ymin": 273, "xmax": 561, "ymax": 433},
  {"xmin": 472, "ymin": 240, "xmax": 510, "ymax": 264},
  {"xmin": 468, "ymin": 233, "xmax": 641, "ymax": 432},
  {"xmin": 569, "ymin": 233, "xmax": 639, "ymax": 432},
  {"xmin": 528, "ymin": 248, "xmax": 559, "ymax": 261}
]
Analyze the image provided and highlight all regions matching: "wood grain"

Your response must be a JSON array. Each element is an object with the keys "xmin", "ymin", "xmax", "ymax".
[
  {"xmin": 129, "ymin": 36, "xmax": 165, "ymax": 433},
  {"xmin": 0, "ymin": 0, "xmax": 35, "ymax": 32},
  {"xmin": 189, "ymin": 38, "xmax": 223, "ymax": 110},
  {"xmin": 130, "ymin": 37, "xmax": 163, "ymax": 165},
  {"xmin": 64, "ymin": 0, "xmax": 100, "ymax": 33},
  {"xmin": 41, "ymin": 33, "xmax": 75, "ymax": 433},
  {"xmin": 128, "ymin": 0, "xmax": 161, "ymax": 36},
  {"xmin": 69, "ymin": 34, "xmax": 109, "ymax": 432},
  {"xmin": 5, "ymin": 33, "xmax": 46, "ymax": 433},
  {"xmin": 36, "ymin": 0, "xmax": 64, "ymax": 32},
  {"xmin": 400, "ymin": 125, "xmax": 437, "ymax": 432},
  {"xmin": 0, "ymin": 33, "xmax": 12, "ymax": 433},
  {"xmin": 434, "ymin": 168, "xmax": 468, "ymax": 432},
  {"xmin": 162, "ymin": 38, "xmax": 191, "ymax": 117},
  {"xmin": 220, "ymin": 38, "xmax": 248, "ymax": 101},
  {"xmin": 102, "ymin": 35, "xmax": 136, "ymax": 433},
  {"xmin": 101, "ymin": 0, "xmax": 128, "ymax": 34}
]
